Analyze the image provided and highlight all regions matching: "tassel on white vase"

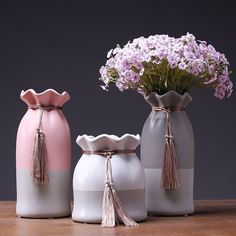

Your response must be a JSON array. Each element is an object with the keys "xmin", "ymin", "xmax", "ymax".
[{"xmin": 101, "ymin": 152, "xmax": 138, "ymax": 228}]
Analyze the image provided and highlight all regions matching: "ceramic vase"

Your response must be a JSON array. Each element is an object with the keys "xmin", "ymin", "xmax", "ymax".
[
  {"xmin": 72, "ymin": 134, "xmax": 147, "ymax": 224},
  {"xmin": 141, "ymin": 91, "xmax": 194, "ymax": 215},
  {"xmin": 16, "ymin": 89, "xmax": 71, "ymax": 218}
]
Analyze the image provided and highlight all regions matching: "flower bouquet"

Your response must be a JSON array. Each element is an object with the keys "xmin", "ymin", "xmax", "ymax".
[{"xmin": 99, "ymin": 33, "xmax": 232, "ymax": 99}]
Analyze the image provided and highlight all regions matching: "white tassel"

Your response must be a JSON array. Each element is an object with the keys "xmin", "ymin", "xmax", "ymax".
[
  {"xmin": 101, "ymin": 182, "xmax": 115, "ymax": 227},
  {"xmin": 112, "ymin": 189, "xmax": 138, "ymax": 227},
  {"xmin": 101, "ymin": 153, "xmax": 138, "ymax": 228}
]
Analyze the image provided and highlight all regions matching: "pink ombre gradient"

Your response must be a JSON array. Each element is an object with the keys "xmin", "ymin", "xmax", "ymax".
[{"xmin": 16, "ymin": 89, "xmax": 71, "ymax": 171}]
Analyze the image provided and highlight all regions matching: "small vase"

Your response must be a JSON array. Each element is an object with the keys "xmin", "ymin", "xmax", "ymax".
[
  {"xmin": 141, "ymin": 91, "xmax": 194, "ymax": 215},
  {"xmin": 16, "ymin": 89, "xmax": 71, "ymax": 218},
  {"xmin": 72, "ymin": 134, "xmax": 147, "ymax": 226}
]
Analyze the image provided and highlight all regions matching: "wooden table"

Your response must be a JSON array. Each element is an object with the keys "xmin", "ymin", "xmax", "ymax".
[{"xmin": 0, "ymin": 201, "xmax": 235, "ymax": 236}]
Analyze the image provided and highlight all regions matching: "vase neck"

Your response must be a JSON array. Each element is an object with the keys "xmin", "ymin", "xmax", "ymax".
[
  {"xmin": 82, "ymin": 149, "xmax": 136, "ymax": 157},
  {"xmin": 20, "ymin": 89, "xmax": 70, "ymax": 108},
  {"xmin": 77, "ymin": 134, "xmax": 140, "ymax": 151},
  {"xmin": 152, "ymin": 106, "xmax": 185, "ymax": 112},
  {"xmin": 145, "ymin": 91, "xmax": 192, "ymax": 109},
  {"xmin": 28, "ymin": 105, "xmax": 63, "ymax": 111}
]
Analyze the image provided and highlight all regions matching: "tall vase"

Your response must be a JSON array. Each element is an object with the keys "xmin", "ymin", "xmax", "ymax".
[
  {"xmin": 16, "ymin": 89, "xmax": 71, "ymax": 218},
  {"xmin": 141, "ymin": 91, "xmax": 194, "ymax": 215},
  {"xmin": 72, "ymin": 134, "xmax": 147, "ymax": 227}
]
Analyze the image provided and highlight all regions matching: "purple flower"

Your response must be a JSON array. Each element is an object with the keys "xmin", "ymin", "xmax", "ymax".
[
  {"xmin": 99, "ymin": 33, "xmax": 233, "ymax": 99},
  {"xmin": 214, "ymin": 86, "xmax": 225, "ymax": 100},
  {"xmin": 178, "ymin": 61, "xmax": 187, "ymax": 70}
]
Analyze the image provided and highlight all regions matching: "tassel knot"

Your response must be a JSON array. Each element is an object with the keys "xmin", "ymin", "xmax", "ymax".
[
  {"xmin": 105, "ymin": 181, "xmax": 113, "ymax": 188},
  {"xmin": 165, "ymin": 134, "xmax": 174, "ymax": 140},
  {"xmin": 36, "ymin": 128, "xmax": 44, "ymax": 137}
]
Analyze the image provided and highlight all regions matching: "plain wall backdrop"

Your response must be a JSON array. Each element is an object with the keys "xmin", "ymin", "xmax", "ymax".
[{"xmin": 0, "ymin": 0, "xmax": 235, "ymax": 200}]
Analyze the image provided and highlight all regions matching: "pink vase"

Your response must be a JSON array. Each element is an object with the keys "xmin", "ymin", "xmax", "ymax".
[{"xmin": 16, "ymin": 89, "xmax": 71, "ymax": 218}]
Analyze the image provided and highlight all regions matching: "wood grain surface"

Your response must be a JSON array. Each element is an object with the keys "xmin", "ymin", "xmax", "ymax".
[{"xmin": 0, "ymin": 201, "xmax": 235, "ymax": 236}]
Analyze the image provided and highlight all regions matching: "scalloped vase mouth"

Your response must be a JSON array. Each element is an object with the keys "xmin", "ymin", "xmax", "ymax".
[
  {"xmin": 145, "ymin": 90, "xmax": 192, "ymax": 108},
  {"xmin": 20, "ymin": 89, "xmax": 70, "ymax": 107},
  {"xmin": 76, "ymin": 134, "xmax": 140, "ymax": 151}
]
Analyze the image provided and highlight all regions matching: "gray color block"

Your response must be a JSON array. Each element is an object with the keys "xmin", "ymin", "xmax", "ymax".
[
  {"xmin": 145, "ymin": 168, "xmax": 194, "ymax": 215},
  {"xmin": 16, "ymin": 170, "xmax": 71, "ymax": 218}
]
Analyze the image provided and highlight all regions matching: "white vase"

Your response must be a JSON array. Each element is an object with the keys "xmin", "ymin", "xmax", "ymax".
[{"xmin": 72, "ymin": 134, "xmax": 147, "ymax": 223}]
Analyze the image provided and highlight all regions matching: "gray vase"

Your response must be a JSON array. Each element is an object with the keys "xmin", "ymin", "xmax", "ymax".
[{"xmin": 141, "ymin": 91, "xmax": 194, "ymax": 215}]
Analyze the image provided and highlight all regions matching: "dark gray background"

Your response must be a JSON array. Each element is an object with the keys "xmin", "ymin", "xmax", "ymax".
[{"xmin": 0, "ymin": 0, "xmax": 235, "ymax": 200}]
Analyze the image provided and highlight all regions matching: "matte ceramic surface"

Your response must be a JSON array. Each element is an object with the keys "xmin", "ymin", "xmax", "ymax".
[
  {"xmin": 73, "ymin": 189, "xmax": 145, "ymax": 223},
  {"xmin": 16, "ymin": 89, "xmax": 71, "ymax": 218},
  {"xmin": 72, "ymin": 134, "xmax": 147, "ymax": 223},
  {"xmin": 141, "ymin": 91, "xmax": 194, "ymax": 215},
  {"xmin": 16, "ymin": 170, "xmax": 71, "ymax": 218}
]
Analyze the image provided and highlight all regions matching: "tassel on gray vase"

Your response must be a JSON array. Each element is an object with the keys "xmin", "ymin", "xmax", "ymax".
[{"xmin": 152, "ymin": 106, "xmax": 181, "ymax": 190}]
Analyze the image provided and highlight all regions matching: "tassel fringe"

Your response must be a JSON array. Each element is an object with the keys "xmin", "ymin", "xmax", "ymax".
[
  {"xmin": 112, "ymin": 189, "xmax": 138, "ymax": 227},
  {"xmin": 152, "ymin": 107, "xmax": 181, "ymax": 191},
  {"xmin": 161, "ymin": 134, "xmax": 180, "ymax": 190},
  {"xmin": 31, "ymin": 109, "xmax": 49, "ymax": 184},
  {"xmin": 101, "ymin": 154, "xmax": 138, "ymax": 228},
  {"xmin": 101, "ymin": 182, "xmax": 115, "ymax": 227}
]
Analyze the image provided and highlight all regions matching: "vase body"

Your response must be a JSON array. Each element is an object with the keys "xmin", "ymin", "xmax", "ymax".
[
  {"xmin": 141, "ymin": 91, "xmax": 194, "ymax": 215},
  {"xmin": 72, "ymin": 134, "xmax": 147, "ymax": 223},
  {"xmin": 16, "ymin": 89, "xmax": 71, "ymax": 218}
]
